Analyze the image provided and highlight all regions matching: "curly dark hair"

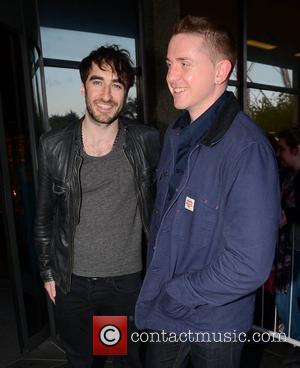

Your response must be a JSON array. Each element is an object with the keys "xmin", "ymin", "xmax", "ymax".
[{"xmin": 79, "ymin": 45, "xmax": 135, "ymax": 92}]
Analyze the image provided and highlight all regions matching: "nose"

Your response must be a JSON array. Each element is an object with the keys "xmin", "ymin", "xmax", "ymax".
[
  {"xmin": 166, "ymin": 64, "xmax": 180, "ymax": 84},
  {"xmin": 101, "ymin": 85, "xmax": 112, "ymax": 101}
]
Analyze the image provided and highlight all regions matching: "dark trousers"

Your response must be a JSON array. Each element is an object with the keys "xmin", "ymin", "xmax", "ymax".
[
  {"xmin": 146, "ymin": 337, "xmax": 244, "ymax": 368},
  {"xmin": 55, "ymin": 272, "xmax": 143, "ymax": 368}
]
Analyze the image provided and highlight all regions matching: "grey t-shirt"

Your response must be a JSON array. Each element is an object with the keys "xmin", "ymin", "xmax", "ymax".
[{"xmin": 73, "ymin": 128, "xmax": 142, "ymax": 277}]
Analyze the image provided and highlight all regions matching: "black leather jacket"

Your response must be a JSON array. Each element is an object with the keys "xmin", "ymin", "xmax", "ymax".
[{"xmin": 34, "ymin": 117, "xmax": 160, "ymax": 293}]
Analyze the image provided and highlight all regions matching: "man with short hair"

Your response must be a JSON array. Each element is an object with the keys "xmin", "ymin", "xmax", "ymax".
[
  {"xmin": 34, "ymin": 45, "xmax": 160, "ymax": 368},
  {"xmin": 135, "ymin": 16, "xmax": 280, "ymax": 367}
]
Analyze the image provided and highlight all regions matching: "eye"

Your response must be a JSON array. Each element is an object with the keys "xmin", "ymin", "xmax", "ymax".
[
  {"xmin": 112, "ymin": 83, "xmax": 124, "ymax": 90},
  {"xmin": 92, "ymin": 79, "xmax": 102, "ymax": 86},
  {"xmin": 166, "ymin": 61, "xmax": 171, "ymax": 69},
  {"xmin": 181, "ymin": 62, "xmax": 190, "ymax": 68}
]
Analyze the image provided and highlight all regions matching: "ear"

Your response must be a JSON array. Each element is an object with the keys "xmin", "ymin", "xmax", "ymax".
[
  {"xmin": 215, "ymin": 59, "xmax": 232, "ymax": 85},
  {"xmin": 80, "ymin": 82, "xmax": 85, "ymax": 96}
]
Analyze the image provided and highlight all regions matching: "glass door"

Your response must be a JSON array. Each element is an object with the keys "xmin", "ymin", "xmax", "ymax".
[{"xmin": 0, "ymin": 25, "xmax": 49, "ymax": 358}]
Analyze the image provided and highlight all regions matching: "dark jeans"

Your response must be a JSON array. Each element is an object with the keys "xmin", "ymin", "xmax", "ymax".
[
  {"xmin": 146, "ymin": 336, "xmax": 244, "ymax": 368},
  {"xmin": 55, "ymin": 272, "xmax": 143, "ymax": 368}
]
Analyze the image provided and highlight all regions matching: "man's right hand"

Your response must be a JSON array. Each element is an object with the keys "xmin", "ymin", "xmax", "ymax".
[{"xmin": 44, "ymin": 281, "xmax": 56, "ymax": 304}]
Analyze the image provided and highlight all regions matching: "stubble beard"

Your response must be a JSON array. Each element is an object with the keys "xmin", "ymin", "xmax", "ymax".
[{"xmin": 85, "ymin": 98, "xmax": 123, "ymax": 126}]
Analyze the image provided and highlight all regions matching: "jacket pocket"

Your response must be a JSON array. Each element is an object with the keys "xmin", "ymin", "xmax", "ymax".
[
  {"xmin": 172, "ymin": 194, "xmax": 219, "ymax": 250},
  {"xmin": 158, "ymin": 286, "xmax": 192, "ymax": 320},
  {"xmin": 52, "ymin": 181, "xmax": 69, "ymax": 195},
  {"xmin": 189, "ymin": 197, "xmax": 219, "ymax": 248},
  {"xmin": 52, "ymin": 181, "xmax": 70, "ymax": 230}
]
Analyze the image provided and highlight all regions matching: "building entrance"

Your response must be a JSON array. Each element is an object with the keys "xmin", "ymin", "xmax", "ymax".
[{"xmin": 0, "ymin": 25, "xmax": 49, "ymax": 365}]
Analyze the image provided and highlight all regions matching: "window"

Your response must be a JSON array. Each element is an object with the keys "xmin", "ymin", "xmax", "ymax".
[
  {"xmin": 247, "ymin": 0, "xmax": 299, "ymax": 134},
  {"xmin": 247, "ymin": 62, "xmax": 293, "ymax": 88},
  {"xmin": 41, "ymin": 27, "xmax": 136, "ymax": 64},
  {"xmin": 247, "ymin": 90, "xmax": 296, "ymax": 132}
]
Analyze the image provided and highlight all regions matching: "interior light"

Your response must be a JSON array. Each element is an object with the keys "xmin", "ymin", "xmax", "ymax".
[{"xmin": 247, "ymin": 40, "xmax": 277, "ymax": 50}]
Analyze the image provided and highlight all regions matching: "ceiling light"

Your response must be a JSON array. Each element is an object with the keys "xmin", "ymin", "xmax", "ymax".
[
  {"xmin": 294, "ymin": 52, "xmax": 300, "ymax": 57},
  {"xmin": 247, "ymin": 40, "xmax": 277, "ymax": 50}
]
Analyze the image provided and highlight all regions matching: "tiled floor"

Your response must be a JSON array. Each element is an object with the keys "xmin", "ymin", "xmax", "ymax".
[
  {"xmin": 241, "ymin": 338, "xmax": 300, "ymax": 367},
  {"xmin": 4, "ymin": 339, "xmax": 66, "ymax": 368},
  {"xmin": 3, "ymin": 338, "xmax": 115, "ymax": 368},
  {"xmin": 0, "ymin": 289, "xmax": 21, "ymax": 367},
  {"xmin": 3, "ymin": 337, "xmax": 300, "ymax": 368}
]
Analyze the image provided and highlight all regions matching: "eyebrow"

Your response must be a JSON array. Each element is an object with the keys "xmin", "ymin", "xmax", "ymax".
[
  {"xmin": 165, "ymin": 57, "xmax": 192, "ymax": 62},
  {"xmin": 88, "ymin": 75, "xmax": 123, "ymax": 84},
  {"xmin": 88, "ymin": 75, "xmax": 103, "ymax": 81}
]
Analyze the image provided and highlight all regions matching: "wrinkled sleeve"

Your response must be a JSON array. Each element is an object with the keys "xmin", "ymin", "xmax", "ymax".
[{"xmin": 34, "ymin": 137, "xmax": 55, "ymax": 282}]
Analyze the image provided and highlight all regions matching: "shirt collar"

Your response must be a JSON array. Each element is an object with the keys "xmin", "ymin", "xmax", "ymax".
[{"xmin": 173, "ymin": 91, "xmax": 227, "ymax": 131}]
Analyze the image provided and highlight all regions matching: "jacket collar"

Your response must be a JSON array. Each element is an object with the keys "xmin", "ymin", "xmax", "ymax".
[
  {"xmin": 170, "ymin": 91, "xmax": 240, "ymax": 147},
  {"xmin": 73, "ymin": 117, "xmax": 84, "ymax": 153},
  {"xmin": 72, "ymin": 116, "xmax": 127, "ymax": 152},
  {"xmin": 201, "ymin": 92, "xmax": 240, "ymax": 146}
]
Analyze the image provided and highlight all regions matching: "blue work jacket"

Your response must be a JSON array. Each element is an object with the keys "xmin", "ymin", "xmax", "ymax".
[{"xmin": 135, "ymin": 93, "xmax": 280, "ymax": 335}]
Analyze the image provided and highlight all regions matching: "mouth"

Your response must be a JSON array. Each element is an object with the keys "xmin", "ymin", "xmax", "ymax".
[
  {"xmin": 95, "ymin": 103, "xmax": 115, "ymax": 112},
  {"xmin": 171, "ymin": 87, "xmax": 187, "ymax": 96}
]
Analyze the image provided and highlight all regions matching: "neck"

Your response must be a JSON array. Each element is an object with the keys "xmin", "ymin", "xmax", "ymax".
[
  {"xmin": 82, "ymin": 116, "xmax": 119, "ymax": 144},
  {"xmin": 81, "ymin": 117, "xmax": 120, "ymax": 157},
  {"xmin": 189, "ymin": 87, "xmax": 226, "ymax": 122}
]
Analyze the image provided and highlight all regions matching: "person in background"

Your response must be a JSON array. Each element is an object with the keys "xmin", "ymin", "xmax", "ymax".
[
  {"xmin": 34, "ymin": 45, "xmax": 160, "ymax": 368},
  {"xmin": 276, "ymin": 127, "xmax": 300, "ymax": 341},
  {"xmin": 135, "ymin": 15, "xmax": 280, "ymax": 368}
]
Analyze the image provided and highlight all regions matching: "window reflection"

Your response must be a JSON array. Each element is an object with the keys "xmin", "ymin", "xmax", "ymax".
[
  {"xmin": 247, "ymin": 62, "xmax": 293, "ymax": 88},
  {"xmin": 31, "ymin": 48, "xmax": 45, "ymax": 136}
]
